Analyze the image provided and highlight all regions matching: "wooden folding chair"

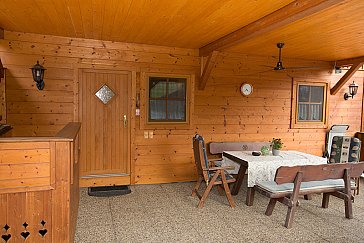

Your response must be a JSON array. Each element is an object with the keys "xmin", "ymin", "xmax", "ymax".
[{"xmin": 191, "ymin": 134, "xmax": 236, "ymax": 208}]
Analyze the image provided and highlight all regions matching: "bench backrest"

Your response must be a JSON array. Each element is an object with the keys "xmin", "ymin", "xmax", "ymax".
[
  {"xmin": 275, "ymin": 162, "xmax": 364, "ymax": 184},
  {"xmin": 209, "ymin": 142, "xmax": 271, "ymax": 155}
]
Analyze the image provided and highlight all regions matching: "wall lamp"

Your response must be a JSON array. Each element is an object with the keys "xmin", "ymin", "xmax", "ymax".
[
  {"xmin": 335, "ymin": 66, "xmax": 342, "ymax": 74},
  {"xmin": 30, "ymin": 61, "xmax": 46, "ymax": 90},
  {"xmin": 344, "ymin": 81, "xmax": 359, "ymax": 100}
]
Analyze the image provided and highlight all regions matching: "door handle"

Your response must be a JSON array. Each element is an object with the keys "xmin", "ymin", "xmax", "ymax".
[{"xmin": 123, "ymin": 115, "xmax": 127, "ymax": 128}]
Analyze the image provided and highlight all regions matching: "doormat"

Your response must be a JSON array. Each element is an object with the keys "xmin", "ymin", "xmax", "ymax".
[{"xmin": 88, "ymin": 185, "xmax": 131, "ymax": 197}]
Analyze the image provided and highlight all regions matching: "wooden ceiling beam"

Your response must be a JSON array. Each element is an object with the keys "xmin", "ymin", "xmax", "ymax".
[
  {"xmin": 330, "ymin": 61, "xmax": 363, "ymax": 95},
  {"xmin": 199, "ymin": 0, "xmax": 346, "ymax": 56},
  {"xmin": 199, "ymin": 51, "xmax": 218, "ymax": 90},
  {"xmin": 336, "ymin": 56, "xmax": 364, "ymax": 66}
]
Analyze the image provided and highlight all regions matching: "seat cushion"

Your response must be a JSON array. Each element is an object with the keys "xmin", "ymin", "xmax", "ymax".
[
  {"xmin": 208, "ymin": 171, "xmax": 235, "ymax": 182},
  {"xmin": 256, "ymin": 179, "xmax": 356, "ymax": 193},
  {"xmin": 216, "ymin": 173, "xmax": 235, "ymax": 182},
  {"xmin": 329, "ymin": 136, "xmax": 361, "ymax": 163}
]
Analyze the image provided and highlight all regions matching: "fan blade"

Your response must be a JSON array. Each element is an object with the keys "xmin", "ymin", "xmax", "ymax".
[
  {"xmin": 284, "ymin": 66, "xmax": 322, "ymax": 70},
  {"xmin": 235, "ymin": 69, "xmax": 273, "ymax": 77}
]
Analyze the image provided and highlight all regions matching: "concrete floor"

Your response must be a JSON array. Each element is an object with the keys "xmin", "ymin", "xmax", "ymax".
[{"xmin": 75, "ymin": 178, "xmax": 364, "ymax": 242}]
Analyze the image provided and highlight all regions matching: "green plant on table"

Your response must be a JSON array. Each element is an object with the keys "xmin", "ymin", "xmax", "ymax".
[
  {"xmin": 271, "ymin": 138, "xmax": 283, "ymax": 150},
  {"xmin": 260, "ymin": 146, "xmax": 270, "ymax": 155}
]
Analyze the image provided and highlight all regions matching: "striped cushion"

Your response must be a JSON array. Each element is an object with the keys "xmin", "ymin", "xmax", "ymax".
[
  {"xmin": 329, "ymin": 136, "xmax": 361, "ymax": 163},
  {"xmin": 256, "ymin": 179, "xmax": 356, "ymax": 193}
]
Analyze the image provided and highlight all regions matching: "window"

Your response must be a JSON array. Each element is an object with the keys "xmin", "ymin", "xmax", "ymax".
[
  {"xmin": 148, "ymin": 76, "xmax": 186, "ymax": 122},
  {"xmin": 291, "ymin": 81, "xmax": 328, "ymax": 128},
  {"xmin": 297, "ymin": 85, "xmax": 324, "ymax": 121},
  {"xmin": 140, "ymin": 73, "xmax": 194, "ymax": 129}
]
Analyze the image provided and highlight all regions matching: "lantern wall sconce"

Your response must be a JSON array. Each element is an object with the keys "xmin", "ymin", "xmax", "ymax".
[
  {"xmin": 30, "ymin": 61, "xmax": 46, "ymax": 90},
  {"xmin": 344, "ymin": 81, "xmax": 359, "ymax": 100},
  {"xmin": 334, "ymin": 66, "xmax": 342, "ymax": 74}
]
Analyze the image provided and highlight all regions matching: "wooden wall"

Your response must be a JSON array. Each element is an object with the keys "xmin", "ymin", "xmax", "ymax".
[{"xmin": 0, "ymin": 31, "xmax": 363, "ymax": 185}]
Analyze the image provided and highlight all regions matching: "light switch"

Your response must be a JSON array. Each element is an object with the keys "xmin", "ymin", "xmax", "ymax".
[
  {"xmin": 149, "ymin": 131, "xmax": 153, "ymax": 139},
  {"xmin": 144, "ymin": 131, "xmax": 149, "ymax": 139}
]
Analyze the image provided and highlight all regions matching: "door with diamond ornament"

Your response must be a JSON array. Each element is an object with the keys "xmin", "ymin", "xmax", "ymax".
[{"xmin": 79, "ymin": 69, "xmax": 131, "ymax": 186}]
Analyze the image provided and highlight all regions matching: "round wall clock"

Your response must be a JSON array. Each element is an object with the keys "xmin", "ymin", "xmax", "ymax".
[{"xmin": 240, "ymin": 83, "xmax": 253, "ymax": 96}]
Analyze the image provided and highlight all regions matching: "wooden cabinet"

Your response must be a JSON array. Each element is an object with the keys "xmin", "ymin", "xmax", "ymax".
[
  {"xmin": 0, "ymin": 69, "xmax": 6, "ymax": 123},
  {"xmin": 0, "ymin": 123, "xmax": 80, "ymax": 243}
]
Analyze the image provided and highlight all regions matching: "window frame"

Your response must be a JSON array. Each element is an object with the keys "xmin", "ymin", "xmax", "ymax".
[
  {"xmin": 140, "ymin": 72, "xmax": 194, "ymax": 129},
  {"xmin": 290, "ymin": 80, "xmax": 329, "ymax": 129},
  {"xmin": 148, "ymin": 76, "xmax": 187, "ymax": 123}
]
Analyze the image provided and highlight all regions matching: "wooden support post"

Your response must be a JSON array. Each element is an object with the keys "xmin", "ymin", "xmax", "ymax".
[
  {"xmin": 0, "ymin": 28, "xmax": 3, "ymax": 39},
  {"xmin": 199, "ymin": 51, "xmax": 218, "ymax": 90},
  {"xmin": 330, "ymin": 62, "xmax": 363, "ymax": 95}
]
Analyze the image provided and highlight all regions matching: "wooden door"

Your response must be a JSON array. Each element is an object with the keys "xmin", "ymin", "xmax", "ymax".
[{"xmin": 79, "ymin": 69, "xmax": 131, "ymax": 185}]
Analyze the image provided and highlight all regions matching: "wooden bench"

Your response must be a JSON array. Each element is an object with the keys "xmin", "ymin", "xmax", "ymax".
[
  {"xmin": 254, "ymin": 162, "xmax": 364, "ymax": 228},
  {"xmin": 209, "ymin": 141, "xmax": 271, "ymax": 156}
]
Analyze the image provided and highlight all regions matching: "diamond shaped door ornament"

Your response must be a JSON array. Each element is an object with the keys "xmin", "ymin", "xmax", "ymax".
[{"xmin": 95, "ymin": 84, "xmax": 115, "ymax": 105}]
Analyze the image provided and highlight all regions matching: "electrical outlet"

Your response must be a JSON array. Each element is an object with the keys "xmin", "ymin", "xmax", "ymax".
[
  {"xmin": 144, "ymin": 131, "xmax": 149, "ymax": 139},
  {"xmin": 149, "ymin": 131, "xmax": 153, "ymax": 139}
]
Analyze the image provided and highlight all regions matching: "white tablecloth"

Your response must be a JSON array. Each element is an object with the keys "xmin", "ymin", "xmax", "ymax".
[{"xmin": 222, "ymin": 151, "xmax": 328, "ymax": 187}]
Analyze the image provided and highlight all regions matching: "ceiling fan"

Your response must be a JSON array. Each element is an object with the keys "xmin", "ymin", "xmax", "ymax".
[{"xmin": 266, "ymin": 42, "xmax": 321, "ymax": 71}]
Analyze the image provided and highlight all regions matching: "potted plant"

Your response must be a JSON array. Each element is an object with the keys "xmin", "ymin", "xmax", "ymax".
[{"xmin": 271, "ymin": 138, "xmax": 283, "ymax": 156}]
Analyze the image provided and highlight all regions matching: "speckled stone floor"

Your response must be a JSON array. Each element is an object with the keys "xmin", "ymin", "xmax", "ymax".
[{"xmin": 75, "ymin": 178, "xmax": 364, "ymax": 242}]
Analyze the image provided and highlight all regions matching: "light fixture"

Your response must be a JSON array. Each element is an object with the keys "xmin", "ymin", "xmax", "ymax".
[
  {"xmin": 335, "ymin": 66, "xmax": 342, "ymax": 74},
  {"xmin": 30, "ymin": 61, "xmax": 46, "ymax": 90},
  {"xmin": 344, "ymin": 81, "xmax": 359, "ymax": 100}
]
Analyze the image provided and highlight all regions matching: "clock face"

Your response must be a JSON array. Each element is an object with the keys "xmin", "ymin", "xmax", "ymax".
[{"xmin": 240, "ymin": 83, "xmax": 253, "ymax": 96}]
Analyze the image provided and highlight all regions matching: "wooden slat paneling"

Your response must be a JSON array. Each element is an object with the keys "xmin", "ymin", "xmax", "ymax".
[
  {"xmin": 0, "ymin": 177, "xmax": 51, "ymax": 190},
  {"xmin": 0, "ymin": 1, "xmax": 363, "ymax": 61},
  {"xmin": 0, "ymin": 125, "xmax": 80, "ymax": 242},
  {"xmin": 0, "ymin": 163, "xmax": 50, "ymax": 180},
  {"xmin": 1, "ymin": 30, "xmax": 363, "ymax": 186},
  {"xmin": 0, "ymin": 149, "xmax": 50, "ymax": 164}
]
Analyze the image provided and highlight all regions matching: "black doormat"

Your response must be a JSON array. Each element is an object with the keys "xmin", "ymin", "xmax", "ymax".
[{"xmin": 88, "ymin": 185, "xmax": 131, "ymax": 197}]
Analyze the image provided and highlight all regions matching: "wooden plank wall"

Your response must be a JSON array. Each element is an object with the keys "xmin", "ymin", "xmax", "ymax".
[
  {"xmin": 199, "ymin": 53, "xmax": 363, "ymax": 156},
  {"xmin": 0, "ymin": 141, "xmax": 52, "ymax": 242},
  {"xmin": 0, "ymin": 141, "xmax": 52, "ymax": 193},
  {"xmin": 0, "ymin": 30, "xmax": 363, "ymax": 184},
  {"xmin": 0, "ymin": 123, "xmax": 80, "ymax": 243},
  {"xmin": 0, "ymin": 140, "xmax": 72, "ymax": 243}
]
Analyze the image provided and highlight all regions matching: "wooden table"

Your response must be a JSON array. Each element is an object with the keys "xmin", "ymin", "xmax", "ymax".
[{"xmin": 222, "ymin": 150, "xmax": 327, "ymax": 206}]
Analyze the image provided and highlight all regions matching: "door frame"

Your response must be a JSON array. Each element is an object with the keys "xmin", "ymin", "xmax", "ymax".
[{"xmin": 74, "ymin": 65, "xmax": 136, "ymax": 187}]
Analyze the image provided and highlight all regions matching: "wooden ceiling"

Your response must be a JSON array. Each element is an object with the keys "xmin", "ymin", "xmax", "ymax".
[
  {"xmin": 227, "ymin": 0, "xmax": 364, "ymax": 61},
  {"xmin": 0, "ymin": 0, "xmax": 363, "ymax": 61}
]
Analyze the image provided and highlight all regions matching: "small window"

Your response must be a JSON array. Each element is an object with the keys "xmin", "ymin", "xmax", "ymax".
[
  {"xmin": 297, "ymin": 85, "xmax": 324, "ymax": 121},
  {"xmin": 291, "ymin": 81, "xmax": 328, "ymax": 128},
  {"xmin": 148, "ymin": 76, "xmax": 187, "ymax": 122}
]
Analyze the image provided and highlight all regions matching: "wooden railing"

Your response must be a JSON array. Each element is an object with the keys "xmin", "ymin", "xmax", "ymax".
[{"xmin": 0, "ymin": 122, "xmax": 81, "ymax": 243}]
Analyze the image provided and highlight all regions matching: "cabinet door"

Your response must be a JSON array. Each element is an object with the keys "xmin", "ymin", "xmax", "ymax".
[{"xmin": 0, "ymin": 69, "xmax": 5, "ymax": 123}]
